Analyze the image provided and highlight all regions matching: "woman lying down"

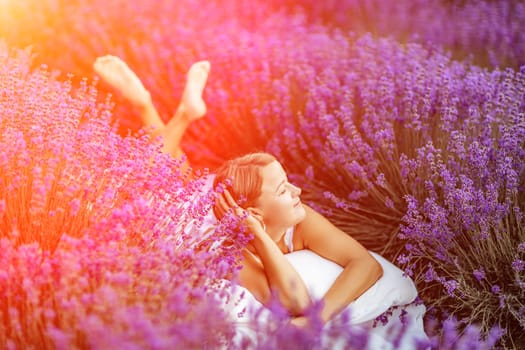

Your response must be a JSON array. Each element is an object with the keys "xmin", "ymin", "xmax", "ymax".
[
  {"xmin": 93, "ymin": 55, "xmax": 429, "ymax": 349},
  {"xmin": 212, "ymin": 154, "xmax": 429, "ymax": 349}
]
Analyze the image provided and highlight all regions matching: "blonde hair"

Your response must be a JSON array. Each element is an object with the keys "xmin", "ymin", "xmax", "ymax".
[{"xmin": 213, "ymin": 152, "xmax": 277, "ymax": 219}]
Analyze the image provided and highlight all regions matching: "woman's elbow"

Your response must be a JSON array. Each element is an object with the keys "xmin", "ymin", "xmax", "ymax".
[
  {"xmin": 286, "ymin": 291, "xmax": 311, "ymax": 317},
  {"xmin": 370, "ymin": 256, "xmax": 383, "ymax": 282},
  {"xmin": 265, "ymin": 286, "xmax": 311, "ymax": 316}
]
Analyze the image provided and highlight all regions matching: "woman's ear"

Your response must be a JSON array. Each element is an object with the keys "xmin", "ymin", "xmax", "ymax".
[
  {"xmin": 247, "ymin": 207, "xmax": 264, "ymax": 217},
  {"xmin": 247, "ymin": 207, "xmax": 266, "ymax": 231},
  {"xmin": 247, "ymin": 207, "xmax": 265, "ymax": 224}
]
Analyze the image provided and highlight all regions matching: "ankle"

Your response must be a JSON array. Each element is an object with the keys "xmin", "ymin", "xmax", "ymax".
[
  {"xmin": 132, "ymin": 91, "xmax": 153, "ymax": 110},
  {"xmin": 173, "ymin": 104, "xmax": 194, "ymax": 125}
]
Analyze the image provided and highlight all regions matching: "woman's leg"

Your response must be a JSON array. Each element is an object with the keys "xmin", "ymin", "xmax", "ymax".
[
  {"xmin": 93, "ymin": 55, "xmax": 210, "ymax": 167},
  {"xmin": 161, "ymin": 60, "xmax": 210, "ymax": 160}
]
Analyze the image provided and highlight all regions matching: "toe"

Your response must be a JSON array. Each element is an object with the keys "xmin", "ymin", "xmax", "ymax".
[{"xmin": 200, "ymin": 61, "xmax": 211, "ymax": 72}]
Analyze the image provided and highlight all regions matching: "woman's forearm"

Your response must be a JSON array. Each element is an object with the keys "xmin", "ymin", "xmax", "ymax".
[
  {"xmin": 252, "ymin": 232, "xmax": 311, "ymax": 316},
  {"xmin": 320, "ymin": 255, "xmax": 383, "ymax": 323}
]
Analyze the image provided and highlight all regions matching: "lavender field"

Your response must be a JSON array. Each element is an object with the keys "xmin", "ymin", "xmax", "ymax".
[{"xmin": 0, "ymin": 0, "xmax": 524, "ymax": 349}]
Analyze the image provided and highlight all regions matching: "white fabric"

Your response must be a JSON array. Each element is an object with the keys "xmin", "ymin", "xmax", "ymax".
[
  {"xmin": 220, "ymin": 250, "xmax": 429, "ymax": 349},
  {"xmin": 286, "ymin": 250, "xmax": 418, "ymax": 324},
  {"xmin": 283, "ymin": 227, "xmax": 419, "ymax": 322},
  {"xmin": 283, "ymin": 226, "xmax": 294, "ymax": 253},
  {"xmin": 194, "ymin": 174, "xmax": 428, "ymax": 348}
]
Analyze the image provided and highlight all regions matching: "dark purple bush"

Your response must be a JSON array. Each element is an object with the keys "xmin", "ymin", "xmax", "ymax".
[
  {"xmin": 267, "ymin": 0, "xmax": 525, "ymax": 69},
  {"xmin": 397, "ymin": 64, "xmax": 525, "ymax": 347},
  {"xmin": 0, "ymin": 43, "xmax": 245, "ymax": 349}
]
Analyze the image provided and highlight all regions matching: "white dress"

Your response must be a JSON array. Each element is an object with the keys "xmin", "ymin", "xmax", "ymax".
[{"xmin": 220, "ymin": 227, "xmax": 429, "ymax": 349}]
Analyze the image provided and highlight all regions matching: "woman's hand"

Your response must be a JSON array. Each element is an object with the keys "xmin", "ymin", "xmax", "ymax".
[
  {"xmin": 215, "ymin": 189, "xmax": 266, "ymax": 239},
  {"xmin": 216, "ymin": 190, "xmax": 312, "ymax": 316}
]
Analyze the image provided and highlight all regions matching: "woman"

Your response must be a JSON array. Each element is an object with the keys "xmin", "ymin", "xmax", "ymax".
[
  {"xmin": 213, "ymin": 153, "xmax": 383, "ymax": 326},
  {"xmin": 93, "ymin": 56, "xmax": 428, "ymax": 348}
]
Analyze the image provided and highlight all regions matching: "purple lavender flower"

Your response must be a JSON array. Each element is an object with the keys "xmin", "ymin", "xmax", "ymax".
[
  {"xmin": 511, "ymin": 259, "xmax": 525, "ymax": 273},
  {"xmin": 491, "ymin": 285, "xmax": 502, "ymax": 295},
  {"xmin": 443, "ymin": 279, "xmax": 458, "ymax": 297},
  {"xmin": 473, "ymin": 268, "xmax": 486, "ymax": 282}
]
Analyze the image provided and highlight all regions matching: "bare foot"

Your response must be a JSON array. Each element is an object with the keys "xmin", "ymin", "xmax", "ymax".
[
  {"xmin": 93, "ymin": 55, "xmax": 151, "ymax": 108},
  {"xmin": 179, "ymin": 61, "xmax": 210, "ymax": 121}
]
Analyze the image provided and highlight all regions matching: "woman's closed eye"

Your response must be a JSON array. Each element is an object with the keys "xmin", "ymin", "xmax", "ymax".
[
  {"xmin": 279, "ymin": 182, "xmax": 292, "ymax": 195},
  {"xmin": 279, "ymin": 182, "xmax": 297, "ymax": 195}
]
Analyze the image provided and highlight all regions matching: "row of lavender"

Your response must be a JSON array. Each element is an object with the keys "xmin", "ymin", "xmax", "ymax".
[
  {"xmin": 0, "ymin": 0, "xmax": 523, "ymax": 347},
  {"xmin": 7, "ymin": 0, "xmax": 524, "ymax": 70},
  {"xmin": 268, "ymin": 0, "xmax": 525, "ymax": 70},
  {"xmin": 0, "ymin": 44, "xmax": 247, "ymax": 348}
]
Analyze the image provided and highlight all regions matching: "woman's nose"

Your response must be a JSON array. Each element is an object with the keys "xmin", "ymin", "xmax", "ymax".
[{"xmin": 289, "ymin": 183, "xmax": 301, "ymax": 196}]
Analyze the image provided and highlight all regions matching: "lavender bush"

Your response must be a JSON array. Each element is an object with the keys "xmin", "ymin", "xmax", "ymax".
[
  {"xmin": 0, "ymin": 43, "xmax": 245, "ymax": 348},
  {"xmin": 267, "ymin": 0, "xmax": 525, "ymax": 69},
  {"xmin": 425, "ymin": 315, "xmax": 504, "ymax": 350},
  {"xmin": 397, "ymin": 64, "xmax": 525, "ymax": 347}
]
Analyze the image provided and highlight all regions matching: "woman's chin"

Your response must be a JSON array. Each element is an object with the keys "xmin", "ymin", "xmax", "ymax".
[{"xmin": 293, "ymin": 204, "xmax": 306, "ymax": 223}]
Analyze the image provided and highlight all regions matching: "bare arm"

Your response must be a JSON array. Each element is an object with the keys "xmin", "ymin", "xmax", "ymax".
[
  {"xmin": 217, "ymin": 190, "xmax": 311, "ymax": 316},
  {"xmin": 295, "ymin": 204, "xmax": 383, "ymax": 323},
  {"xmin": 249, "ymin": 226, "xmax": 311, "ymax": 315}
]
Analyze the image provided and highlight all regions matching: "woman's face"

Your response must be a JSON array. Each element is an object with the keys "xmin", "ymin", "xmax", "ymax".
[{"xmin": 254, "ymin": 161, "xmax": 306, "ymax": 240}]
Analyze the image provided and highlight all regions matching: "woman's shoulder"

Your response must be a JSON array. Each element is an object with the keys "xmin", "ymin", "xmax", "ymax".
[
  {"xmin": 292, "ymin": 204, "xmax": 325, "ymax": 247},
  {"xmin": 286, "ymin": 224, "xmax": 306, "ymax": 252}
]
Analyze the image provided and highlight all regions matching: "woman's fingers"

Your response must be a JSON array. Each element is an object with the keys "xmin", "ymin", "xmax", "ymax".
[
  {"xmin": 223, "ymin": 190, "xmax": 248, "ymax": 216},
  {"xmin": 214, "ymin": 190, "xmax": 267, "ymax": 236},
  {"xmin": 215, "ymin": 203, "xmax": 226, "ymax": 218},
  {"xmin": 216, "ymin": 189, "xmax": 245, "ymax": 217},
  {"xmin": 215, "ymin": 193, "xmax": 230, "ymax": 217},
  {"xmin": 250, "ymin": 211, "xmax": 264, "ymax": 225},
  {"xmin": 223, "ymin": 189, "xmax": 240, "ymax": 208}
]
